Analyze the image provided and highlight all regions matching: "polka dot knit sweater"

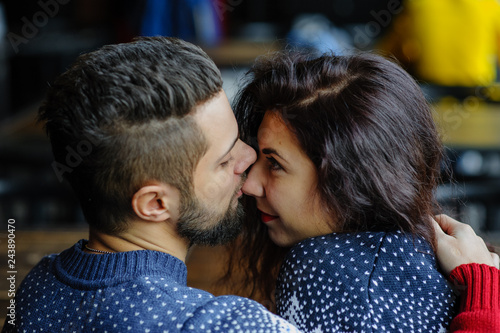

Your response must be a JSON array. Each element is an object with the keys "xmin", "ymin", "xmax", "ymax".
[
  {"xmin": 276, "ymin": 231, "xmax": 457, "ymax": 333},
  {"xmin": 3, "ymin": 240, "xmax": 300, "ymax": 333}
]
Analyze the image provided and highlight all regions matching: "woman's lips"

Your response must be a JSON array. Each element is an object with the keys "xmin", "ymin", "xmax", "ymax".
[{"xmin": 260, "ymin": 211, "xmax": 279, "ymax": 223}]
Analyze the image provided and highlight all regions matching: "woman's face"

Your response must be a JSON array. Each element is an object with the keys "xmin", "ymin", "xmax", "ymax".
[{"xmin": 242, "ymin": 111, "xmax": 334, "ymax": 247}]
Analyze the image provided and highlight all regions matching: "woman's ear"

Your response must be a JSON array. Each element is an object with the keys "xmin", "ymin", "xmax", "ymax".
[{"xmin": 131, "ymin": 183, "xmax": 180, "ymax": 222}]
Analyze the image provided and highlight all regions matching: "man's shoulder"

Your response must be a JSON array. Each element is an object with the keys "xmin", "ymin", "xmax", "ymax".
[
  {"xmin": 105, "ymin": 280, "xmax": 301, "ymax": 331},
  {"xmin": 19, "ymin": 252, "xmax": 59, "ymax": 283},
  {"xmin": 182, "ymin": 294, "xmax": 301, "ymax": 332}
]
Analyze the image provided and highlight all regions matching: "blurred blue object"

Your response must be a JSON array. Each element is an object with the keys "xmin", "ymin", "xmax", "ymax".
[
  {"xmin": 141, "ymin": 0, "xmax": 171, "ymax": 37},
  {"xmin": 287, "ymin": 14, "xmax": 354, "ymax": 55},
  {"xmin": 141, "ymin": 0, "xmax": 222, "ymax": 46}
]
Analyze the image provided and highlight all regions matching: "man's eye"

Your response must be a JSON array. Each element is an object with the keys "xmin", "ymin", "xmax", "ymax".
[
  {"xmin": 266, "ymin": 157, "xmax": 283, "ymax": 171},
  {"xmin": 220, "ymin": 156, "xmax": 233, "ymax": 168}
]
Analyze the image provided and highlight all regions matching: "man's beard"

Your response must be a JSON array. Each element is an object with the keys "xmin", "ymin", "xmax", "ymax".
[{"xmin": 176, "ymin": 188, "xmax": 244, "ymax": 246}]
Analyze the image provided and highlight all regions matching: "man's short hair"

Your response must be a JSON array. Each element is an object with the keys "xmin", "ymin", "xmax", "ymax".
[{"xmin": 38, "ymin": 37, "xmax": 223, "ymax": 234}]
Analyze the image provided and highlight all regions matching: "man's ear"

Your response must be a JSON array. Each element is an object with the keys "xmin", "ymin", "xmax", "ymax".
[{"xmin": 131, "ymin": 183, "xmax": 180, "ymax": 222}]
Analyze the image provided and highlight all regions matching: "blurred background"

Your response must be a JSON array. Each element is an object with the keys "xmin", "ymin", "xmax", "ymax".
[{"xmin": 0, "ymin": 0, "xmax": 499, "ymax": 319}]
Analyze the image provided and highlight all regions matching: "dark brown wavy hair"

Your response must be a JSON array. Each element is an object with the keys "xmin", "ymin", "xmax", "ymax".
[{"xmin": 221, "ymin": 51, "xmax": 443, "ymax": 311}]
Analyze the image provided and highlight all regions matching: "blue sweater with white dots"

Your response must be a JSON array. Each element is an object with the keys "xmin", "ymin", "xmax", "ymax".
[
  {"xmin": 4, "ymin": 240, "xmax": 300, "ymax": 333},
  {"xmin": 276, "ymin": 231, "xmax": 458, "ymax": 333}
]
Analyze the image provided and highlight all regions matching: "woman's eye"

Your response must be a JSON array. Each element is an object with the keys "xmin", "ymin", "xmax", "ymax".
[{"xmin": 266, "ymin": 156, "xmax": 283, "ymax": 171}]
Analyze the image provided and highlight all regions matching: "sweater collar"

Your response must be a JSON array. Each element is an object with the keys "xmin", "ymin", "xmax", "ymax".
[{"xmin": 54, "ymin": 239, "xmax": 187, "ymax": 289}]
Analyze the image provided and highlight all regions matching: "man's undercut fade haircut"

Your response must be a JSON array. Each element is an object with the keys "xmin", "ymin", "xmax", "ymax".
[{"xmin": 38, "ymin": 37, "xmax": 223, "ymax": 234}]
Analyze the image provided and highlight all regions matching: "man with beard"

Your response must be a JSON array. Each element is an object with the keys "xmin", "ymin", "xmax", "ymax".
[{"xmin": 2, "ymin": 37, "xmax": 300, "ymax": 333}]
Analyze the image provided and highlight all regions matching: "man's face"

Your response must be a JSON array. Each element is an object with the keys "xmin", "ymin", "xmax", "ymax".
[{"xmin": 176, "ymin": 90, "xmax": 257, "ymax": 246}]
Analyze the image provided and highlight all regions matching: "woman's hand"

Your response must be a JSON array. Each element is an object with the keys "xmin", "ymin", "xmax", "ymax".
[{"xmin": 433, "ymin": 214, "xmax": 499, "ymax": 276}]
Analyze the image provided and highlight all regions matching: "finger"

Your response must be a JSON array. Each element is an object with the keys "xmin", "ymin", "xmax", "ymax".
[
  {"xmin": 492, "ymin": 252, "xmax": 500, "ymax": 269},
  {"xmin": 432, "ymin": 218, "xmax": 448, "ymax": 240},
  {"xmin": 433, "ymin": 214, "xmax": 457, "ymax": 235}
]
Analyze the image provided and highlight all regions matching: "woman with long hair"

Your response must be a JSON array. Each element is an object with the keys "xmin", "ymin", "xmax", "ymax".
[{"xmin": 224, "ymin": 51, "xmax": 457, "ymax": 332}]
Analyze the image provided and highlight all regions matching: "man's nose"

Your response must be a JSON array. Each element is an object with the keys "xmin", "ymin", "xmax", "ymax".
[
  {"xmin": 241, "ymin": 158, "xmax": 265, "ymax": 198},
  {"xmin": 234, "ymin": 140, "xmax": 257, "ymax": 175}
]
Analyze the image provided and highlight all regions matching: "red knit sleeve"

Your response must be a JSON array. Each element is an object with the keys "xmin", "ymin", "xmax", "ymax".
[{"xmin": 449, "ymin": 263, "xmax": 500, "ymax": 333}]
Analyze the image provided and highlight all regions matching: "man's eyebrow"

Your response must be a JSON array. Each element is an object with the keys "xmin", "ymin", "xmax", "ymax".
[
  {"xmin": 262, "ymin": 148, "xmax": 288, "ymax": 163},
  {"xmin": 216, "ymin": 135, "xmax": 238, "ymax": 164}
]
